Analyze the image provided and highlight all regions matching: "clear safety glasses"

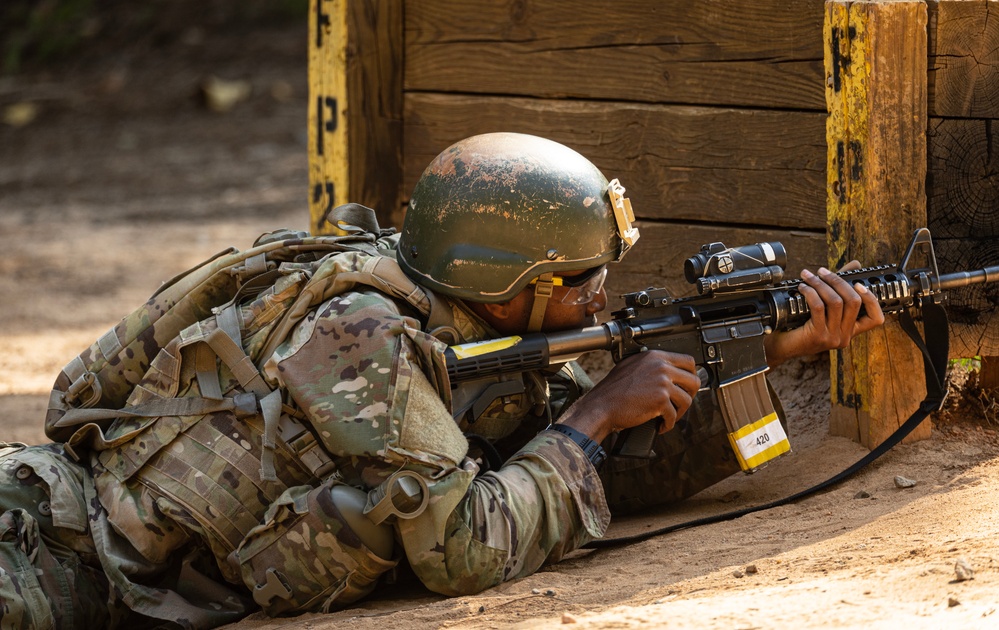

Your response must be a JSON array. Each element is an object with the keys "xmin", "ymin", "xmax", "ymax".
[{"xmin": 530, "ymin": 266, "xmax": 607, "ymax": 305}]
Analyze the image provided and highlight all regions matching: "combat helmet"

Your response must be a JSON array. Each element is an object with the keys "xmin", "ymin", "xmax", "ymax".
[{"xmin": 398, "ymin": 132, "xmax": 639, "ymax": 327}]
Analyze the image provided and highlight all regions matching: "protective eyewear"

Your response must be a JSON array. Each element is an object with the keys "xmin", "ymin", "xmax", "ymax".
[{"xmin": 530, "ymin": 266, "xmax": 607, "ymax": 305}]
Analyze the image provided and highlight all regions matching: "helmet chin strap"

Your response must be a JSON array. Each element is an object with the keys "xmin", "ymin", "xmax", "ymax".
[{"xmin": 526, "ymin": 272, "xmax": 554, "ymax": 332}]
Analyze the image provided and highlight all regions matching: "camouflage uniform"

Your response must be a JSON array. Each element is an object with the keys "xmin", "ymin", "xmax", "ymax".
[{"xmin": 0, "ymin": 247, "xmax": 739, "ymax": 629}]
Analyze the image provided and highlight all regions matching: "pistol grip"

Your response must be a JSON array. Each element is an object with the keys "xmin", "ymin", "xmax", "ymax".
[{"xmin": 611, "ymin": 417, "xmax": 660, "ymax": 459}]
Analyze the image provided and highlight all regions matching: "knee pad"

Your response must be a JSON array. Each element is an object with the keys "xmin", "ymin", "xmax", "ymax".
[{"xmin": 234, "ymin": 480, "xmax": 399, "ymax": 616}]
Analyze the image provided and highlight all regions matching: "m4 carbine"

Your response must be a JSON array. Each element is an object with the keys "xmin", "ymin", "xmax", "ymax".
[{"xmin": 445, "ymin": 228, "xmax": 999, "ymax": 471}]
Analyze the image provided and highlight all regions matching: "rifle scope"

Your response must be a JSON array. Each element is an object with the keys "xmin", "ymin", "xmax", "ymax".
[{"xmin": 684, "ymin": 241, "xmax": 788, "ymax": 296}]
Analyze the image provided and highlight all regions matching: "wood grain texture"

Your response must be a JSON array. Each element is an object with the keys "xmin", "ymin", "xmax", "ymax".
[
  {"xmin": 404, "ymin": 93, "xmax": 827, "ymax": 228},
  {"xmin": 925, "ymin": 2, "xmax": 999, "ymax": 360},
  {"xmin": 928, "ymin": 0, "xmax": 999, "ymax": 118},
  {"xmin": 926, "ymin": 117, "xmax": 999, "ymax": 358},
  {"xmin": 927, "ymin": 118, "xmax": 999, "ymax": 239},
  {"xmin": 934, "ymin": 238, "xmax": 999, "ymax": 358},
  {"xmin": 308, "ymin": 0, "xmax": 348, "ymax": 234},
  {"xmin": 825, "ymin": 0, "xmax": 930, "ymax": 448},
  {"xmin": 308, "ymin": 0, "xmax": 402, "ymax": 233},
  {"xmin": 345, "ymin": 0, "xmax": 404, "ymax": 228},
  {"xmin": 405, "ymin": 0, "xmax": 827, "ymax": 110}
]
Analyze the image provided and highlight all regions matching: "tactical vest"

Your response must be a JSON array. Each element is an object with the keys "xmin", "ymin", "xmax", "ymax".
[{"xmin": 45, "ymin": 206, "xmax": 456, "ymax": 577}]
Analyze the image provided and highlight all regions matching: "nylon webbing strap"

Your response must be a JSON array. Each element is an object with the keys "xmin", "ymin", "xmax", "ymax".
[
  {"xmin": 323, "ymin": 202, "xmax": 382, "ymax": 235},
  {"xmin": 195, "ymin": 344, "xmax": 224, "ymax": 400},
  {"xmin": 527, "ymin": 272, "xmax": 554, "ymax": 332},
  {"xmin": 53, "ymin": 396, "xmax": 238, "ymax": 428},
  {"xmin": 216, "ymin": 304, "xmax": 243, "ymax": 350},
  {"xmin": 585, "ymin": 302, "xmax": 951, "ymax": 549}
]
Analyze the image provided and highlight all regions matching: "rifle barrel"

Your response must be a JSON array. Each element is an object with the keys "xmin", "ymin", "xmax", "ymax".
[{"xmin": 937, "ymin": 265, "xmax": 999, "ymax": 291}]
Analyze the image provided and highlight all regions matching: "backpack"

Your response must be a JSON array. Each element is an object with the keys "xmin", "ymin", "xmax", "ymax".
[{"xmin": 44, "ymin": 204, "xmax": 450, "ymax": 479}]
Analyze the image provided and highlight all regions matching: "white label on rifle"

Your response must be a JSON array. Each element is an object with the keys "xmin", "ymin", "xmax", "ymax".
[
  {"xmin": 728, "ymin": 412, "xmax": 790, "ymax": 472},
  {"xmin": 450, "ymin": 336, "xmax": 522, "ymax": 360}
]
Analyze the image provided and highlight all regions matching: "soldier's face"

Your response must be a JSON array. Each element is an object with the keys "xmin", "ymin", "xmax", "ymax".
[
  {"xmin": 471, "ymin": 269, "xmax": 608, "ymax": 335},
  {"xmin": 534, "ymin": 284, "xmax": 608, "ymax": 332}
]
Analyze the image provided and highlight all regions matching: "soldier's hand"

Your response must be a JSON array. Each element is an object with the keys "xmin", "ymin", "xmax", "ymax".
[
  {"xmin": 556, "ymin": 350, "xmax": 700, "ymax": 444},
  {"xmin": 764, "ymin": 261, "xmax": 885, "ymax": 366}
]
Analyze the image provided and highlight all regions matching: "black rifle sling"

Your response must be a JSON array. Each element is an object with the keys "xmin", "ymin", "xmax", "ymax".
[{"xmin": 584, "ymin": 303, "xmax": 951, "ymax": 549}]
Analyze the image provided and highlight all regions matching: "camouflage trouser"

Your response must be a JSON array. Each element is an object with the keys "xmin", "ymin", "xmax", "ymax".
[
  {"xmin": 0, "ymin": 443, "xmax": 113, "ymax": 630},
  {"xmin": 599, "ymin": 389, "xmax": 744, "ymax": 514}
]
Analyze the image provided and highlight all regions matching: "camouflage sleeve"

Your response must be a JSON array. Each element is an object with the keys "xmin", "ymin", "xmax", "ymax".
[
  {"xmin": 263, "ymin": 290, "xmax": 611, "ymax": 597},
  {"xmin": 397, "ymin": 426, "xmax": 611, "ymax": 597}
]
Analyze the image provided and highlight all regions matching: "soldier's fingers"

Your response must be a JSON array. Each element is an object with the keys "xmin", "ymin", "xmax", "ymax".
[
  {"xmin": 664, "ymin": 362, "xmax": 701, "ymax": 398},
  {"xmin": 658, "ymin": 381, "xmax": 694, "ymax": 433},
  {"xmin": 853, "ymin": 282, "xmax": 886, "ymax": 334},
  {"xmin": 657, "ymin": 350, "xmax": 696, "ymax": 373},
  {"xmin": 813, "ymin": 268, "xmax": 847, "ymax": 328},
  {"xmin": 799, "ymin": 270, "xmax": 836, "ymax": 331},
  {"xmin": 818, "ymin": 267, "xmax": 863, "ymax": 341}
]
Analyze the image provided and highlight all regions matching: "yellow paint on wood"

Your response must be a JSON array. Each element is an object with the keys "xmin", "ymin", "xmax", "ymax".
[
  {"xmin": 824, "ymin": 1, "xmax": 930, "ymax": 448},
  {"xmin": 825, "ymin": 2, "xmax": 868, "ymax": 270},
  {"xmin": 825, "ymin": 2, "xmax": 872, "ymax": 442},
  {"xmin": 308, "ymin": 0, "xmax": 349, "ymax": 235}
]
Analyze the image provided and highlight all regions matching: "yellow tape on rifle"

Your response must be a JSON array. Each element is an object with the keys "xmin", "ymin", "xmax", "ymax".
[{"xmin": 450, "ymin": 336, "xmax": 522, "ymax": 360}]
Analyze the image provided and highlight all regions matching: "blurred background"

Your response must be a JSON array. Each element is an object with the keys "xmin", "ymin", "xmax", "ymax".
[
  {"xmin": 0, "ymin": 0, "xmax": 313, "ymax": 440},
  {"xmin": 1, "ymin": 0, "xmax": 310, "ymax": 224}
]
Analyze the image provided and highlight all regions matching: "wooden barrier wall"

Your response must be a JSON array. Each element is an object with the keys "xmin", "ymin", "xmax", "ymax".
[
  {"xmin": 927, "ymin": 0, "xmax": 999, "ymax": 360},
  {"xmin": 309, "ymin": 0, "xmax": 999, "ymax": 447},
  {"xmin": 402, "ymin": 0, "xmax": 832, "ymax": 303}
]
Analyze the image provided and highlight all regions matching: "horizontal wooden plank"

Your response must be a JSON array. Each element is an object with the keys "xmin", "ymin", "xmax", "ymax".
[
  {"xmin": 406, "ymin": 0, "xmax": 825, "ymax": 50},
  {"xmin": 603, "ymin": 221, "xmax": 827, "ymax": 309},
  {"xmin": 403, "ymin": 93, "xmax": 827, "ymax": 229},
  {"xmin": 405, "ymin": 0, "xmax": 826, "ymax": 110},
  {"xmin": 928, "ymin": 0, "xmax": 999, "ymax": 118}
]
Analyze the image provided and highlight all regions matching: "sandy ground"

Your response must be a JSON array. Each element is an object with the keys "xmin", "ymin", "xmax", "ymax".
[{"xmin": 2, "ymin": 16, "xmax": 998, "ymax": 630}]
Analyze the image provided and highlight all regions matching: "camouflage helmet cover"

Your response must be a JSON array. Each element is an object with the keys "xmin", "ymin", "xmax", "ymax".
[{"xmin": 398, "ymin": 132, "xmax": 638, "ymax": 303}]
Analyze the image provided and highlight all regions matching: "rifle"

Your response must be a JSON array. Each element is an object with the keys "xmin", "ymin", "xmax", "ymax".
[{"xmin": 445, "ymin": 228, "xmax": 999, "ymax": 472}]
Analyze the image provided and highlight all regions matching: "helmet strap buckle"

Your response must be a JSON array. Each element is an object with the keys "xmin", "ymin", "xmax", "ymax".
[{"xmin": 527, "ymin": 272, "xmax": 554, "ymax": 332}]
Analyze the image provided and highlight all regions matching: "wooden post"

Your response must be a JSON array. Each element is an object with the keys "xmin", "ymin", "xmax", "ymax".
[
  {"xmin": 824, "ymin": 0, "xmax": 931, "ymax": 448},
  {"xmin": 308, "ymin": 0, "xmax": 403, "ymax": 234},
  {"xmin": 981, "ymin": 357, "xmax": 999, "ymax": 391}
]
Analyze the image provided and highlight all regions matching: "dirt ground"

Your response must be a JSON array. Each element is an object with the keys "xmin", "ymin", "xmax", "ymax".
[{"xmin": 2, "ymin": 14, "xmax": 998, "ymax": 630}]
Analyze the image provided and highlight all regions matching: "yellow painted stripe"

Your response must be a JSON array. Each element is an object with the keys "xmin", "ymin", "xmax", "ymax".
[
  {"xmin": 741, "ymin": 438, "xmax": 791, "ymax": 470},
  {"xmin": 450, "ymin": 336, "xmax": 522, "ymax": 360},
  {"xmin": 728, "ymin": 432, "xmax": 749, "ymax": 470},
  {"xmin": 308, "ymin": 0, "xmax": 349, "ymax": 235}
]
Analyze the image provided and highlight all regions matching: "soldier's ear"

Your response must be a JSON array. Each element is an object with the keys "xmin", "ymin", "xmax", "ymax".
[
  {"xmin": 465, "ymin": 298, "xmax": 519, "ymax": 327},
  {"xmin": 479, "ymin": 301, "xmax": 514, "ymax": 320}
]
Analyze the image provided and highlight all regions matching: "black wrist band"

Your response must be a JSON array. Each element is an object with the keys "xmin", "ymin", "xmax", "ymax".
[{"xmin": 545, "ymin": 423, "xmax": 607, "ymax": 470}]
